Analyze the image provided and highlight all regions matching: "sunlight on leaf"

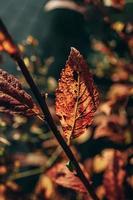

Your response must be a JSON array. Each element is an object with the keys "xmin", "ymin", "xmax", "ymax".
[{"xmin": 56, "ymin": 48, "xmax": 99, "ymax": 144}]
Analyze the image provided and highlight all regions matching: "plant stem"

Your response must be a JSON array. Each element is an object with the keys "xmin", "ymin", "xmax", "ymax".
[
  {"xmin": 0, "ymin": 18, "xmax": 99, "ymax": 200},
  {"xmin": 13, "ymin": 54, "xmax": 99, "ymax": 200},
  {"xmin": 10, "ymin": 147, "xmax": 62, "ymax": 180}
]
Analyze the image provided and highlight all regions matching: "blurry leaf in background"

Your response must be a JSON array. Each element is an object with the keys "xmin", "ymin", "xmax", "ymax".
[
  {"xmin": 35, "ymin": 175, "xmax": 54, "ymax": 200},
  {"xmin": 0, "ymin": 137, "xmax": 10, "ymax": 146},
  {"xmin": 103, "ymin": 150, "xmax": 126, "ymax": 200},
  {"xmin": 0, "ymin": 26, "xmax": 18, "ymax": 56},
  {"xmin": 94, "ymin": 114, "xmax": 126, "ymax": 142},
  {"xmin": 107, "ymin": 84, "xmax": 131, "ymax": 107},
  {"xmin": 103, "ymin": 0, "xmax": 125, "ymax": 9},
  {"xmin": 47, "ymin": 162, "xmax": 89, "ymax": 194}
]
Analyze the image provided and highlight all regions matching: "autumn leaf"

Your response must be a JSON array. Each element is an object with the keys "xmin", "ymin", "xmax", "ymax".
[
  {"xmin": 47, "ymin": 162, "xmax": 89, "ymax": 194},
  {"xmin": 56, "ymin": 48, "xmax": 99, "ymax": 144},
  {"xmin": 35, "ymin": 175, "xmax": 54, "ymax": 200},
  {"xmin": 0, "ymin": 19, "xmax": 18, "ymax": 55},
  {"xmin": 94, "ymin": 114, "xmax": 126, "ymax": 142},
  {"xmin": 0, "ymin": 69, "xmax": 40, "ymax": 116},
  {"xmin": 103, "ymin": 151, "xmax": 126, "ymax": 200}
]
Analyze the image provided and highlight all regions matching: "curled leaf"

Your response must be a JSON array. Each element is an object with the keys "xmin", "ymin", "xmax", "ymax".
[
  {"xmin": 0, "ymin": 69, "xmax": 40, "ymax": 116},
  {"xmin": 56, "ymin": 48, "xmax": 99, "ymax": 144}
]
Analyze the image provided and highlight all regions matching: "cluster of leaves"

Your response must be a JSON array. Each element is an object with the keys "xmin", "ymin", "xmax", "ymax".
[{"xmin": 77, "ymin": 0, "xmax": 133, "ymax": 86}]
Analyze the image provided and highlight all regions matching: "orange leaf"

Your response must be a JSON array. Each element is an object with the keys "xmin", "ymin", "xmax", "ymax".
[
  {"xmin": 0, "ymin": 20, "xmax": 18, "ymax": 55},
  {"xmin": 56, "ymin": 48, "xmax": 99, "ymax": 144},
  {"xmin": 47, "ymin": 162, "xmax": 89, "ymax": 194}
]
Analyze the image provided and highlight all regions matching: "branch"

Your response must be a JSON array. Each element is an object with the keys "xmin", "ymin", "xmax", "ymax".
[
  {"xmin": 9, "ymin": 147, "xmax": 62, "ymax": 180},
  {"xmin": 0, "ymin": 18, "xmax": 99, "ymax": 200}
]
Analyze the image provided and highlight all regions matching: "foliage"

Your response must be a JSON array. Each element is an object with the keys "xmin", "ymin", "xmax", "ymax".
[
  {"xmin": 0, "ymin": 69, "xmax": 40, "ymax": 116},
  {"xmin": 0, "ymin": 0, "xmax": 133, "ymax": 200},
  {"xmin": 56, "ymin": 48, "xmax": 99, "ymax": 144}
]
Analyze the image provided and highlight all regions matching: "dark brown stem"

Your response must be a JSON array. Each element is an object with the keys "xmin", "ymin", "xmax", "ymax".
[
  {"xmin": 0, "ymin": 18, "xmax": 99, "ymax": 200},
  {"xmin": 13, "ymin": 54, "xmax": 99, "ymax": 200}
]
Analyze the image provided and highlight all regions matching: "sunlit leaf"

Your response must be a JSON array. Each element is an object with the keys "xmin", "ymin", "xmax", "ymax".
[{"xmin": 56, "ymin": 48, "xmax": 99, "ymax": 144}]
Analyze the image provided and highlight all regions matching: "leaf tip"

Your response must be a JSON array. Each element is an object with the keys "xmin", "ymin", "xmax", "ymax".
[
  {"xmin": 70, "ymin": 47, "xmax": 80, "ymax": 58},
  {"xmin": 67, "ymin": 47, "xmax": 81, "ymax": 67},
  {"xmin": 70, "ymin": 47, "xmax": 79, "ymax": 53}
]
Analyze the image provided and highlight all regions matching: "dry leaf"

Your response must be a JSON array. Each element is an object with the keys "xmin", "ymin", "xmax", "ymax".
[
  {"xmin": 103, "ymin": 151, "xmax": 126, "ymax": 200},
  {"xmin": 92, "ymin": 149, "xmax": 114, "ymax": 173},
  {"xmin": 56, "ymin": 48, "xmax": 99, "ymax": 144},
  {"xmin": 47, "ymin": 162, "xmax": 89, "ymax": 194},
  {"xmin": 94, "ymin": 114, "xmax": 126, "ymax": 142},
  {"xmin": 107, "ymin": 84, "xmax": 130, "ymax": 102},
  {"xmin": 35, "ymin": 175, "xmax": 54, "ymax": 200},
  {"xmin": 0, "ymin": 69, "xmax": 40, "ymax": 116}
]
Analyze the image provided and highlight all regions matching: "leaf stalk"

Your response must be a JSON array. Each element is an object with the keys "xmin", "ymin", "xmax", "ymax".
[{"xmin": 0, "ymin": 19, "xmax": 99, "ymax": 200}]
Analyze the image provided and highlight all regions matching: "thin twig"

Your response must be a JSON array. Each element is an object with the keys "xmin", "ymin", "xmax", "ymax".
[
  {"xmin": 13, "ymin": 53, "xmax": 99, "ymax": 200},
  {"xmin": 0, "ymin": 19, "xmax": 99, "ymax": 200},
  {"xmin": 9, "ymin": 147, "xmax": 62, "ymax": 180}
]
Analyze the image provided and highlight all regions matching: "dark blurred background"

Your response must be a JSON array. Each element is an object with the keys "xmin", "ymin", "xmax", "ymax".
[{"xmin": 0, "ymin": 0, "xmax": 132, "ymax": 78}]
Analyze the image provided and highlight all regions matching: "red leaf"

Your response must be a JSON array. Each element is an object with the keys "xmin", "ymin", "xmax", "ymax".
[
  {"xmin": 56, "ymin": 48, "xmax": 99, "ymax": 144},
  {"xmin": 111, "ymin": 0, "xmax": 125, "ymax": 9},
  {"xmin": 0, "ymin": 69, "xmax": 40, "ymax": 116},
  {"xmin": 103, "ymin": 151, "xmax": 126, "ymax": 200},
  {"xmin": 47, "ymin": 163, "xmax": 89, "ymax": 194}
]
